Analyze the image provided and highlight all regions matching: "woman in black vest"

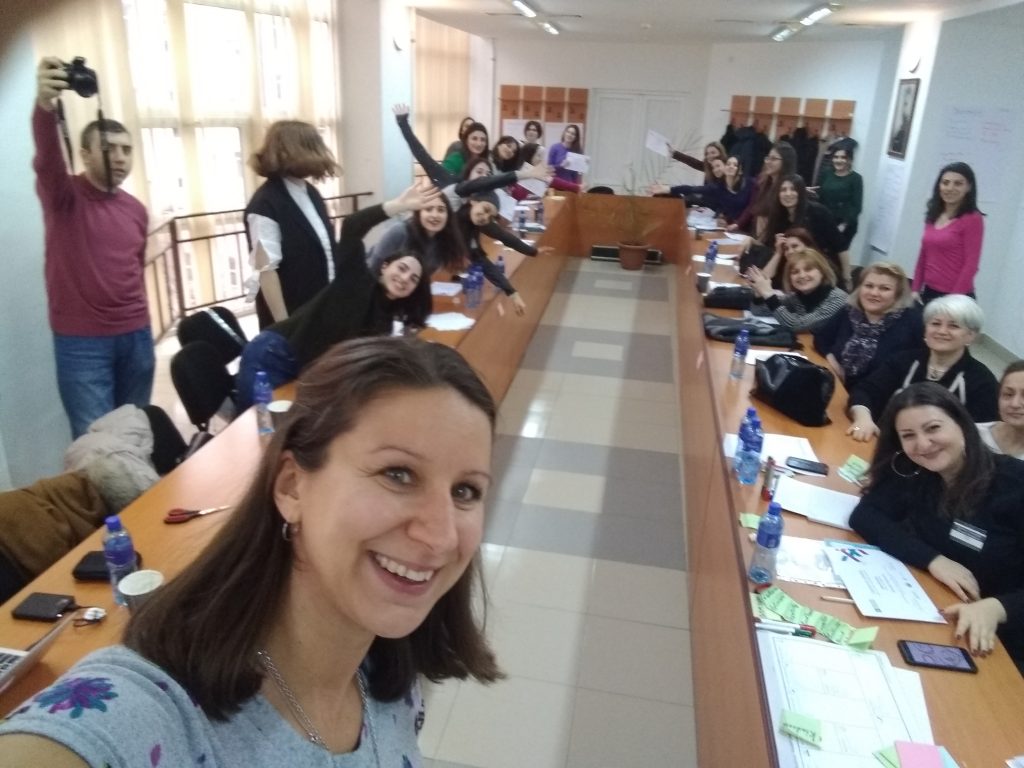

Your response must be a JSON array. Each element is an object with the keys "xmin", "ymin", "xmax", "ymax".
[{"xmin": 244, "ymin": 121, "xmax": 341, "ymax": 329}]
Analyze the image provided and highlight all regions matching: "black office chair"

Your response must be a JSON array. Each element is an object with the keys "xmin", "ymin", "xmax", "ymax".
[
  {"xmin": 586, "ymin": 185, "xmax": 615, "ymax": 195},
  {"xmin": 142, "ymin": 404, "xmax": 189, "ymax": 475},
  {"xmin": 176, "ymin": 307, "xmax": 247, "ymax": 366},
  {"xmin": 170, "ymin": 341, "xmax": 237, "ymax": 456}
]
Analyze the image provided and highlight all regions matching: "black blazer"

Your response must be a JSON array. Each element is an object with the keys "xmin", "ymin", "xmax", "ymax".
[
  {"xmin": 244, "ymin": 176, "xmax": 337, "ymax": 329},
  {"xmin": 813, "ymin": 304, "xmax": 925, "ymax": 390}
]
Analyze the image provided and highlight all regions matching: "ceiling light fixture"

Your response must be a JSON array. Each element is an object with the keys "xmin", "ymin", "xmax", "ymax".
[
  {"xmin": 770, "ymin": 2, "xmax": 840, "ymax": 40},
  {"xmin": 540, "ymin": 21, "xmax": 560, "ymax": 35},
  {"xmin": 511, "ymin": 0, "xmax": 537, "ymax": 18},
  {"xmin": 771, "ymin": 25, "xmax": 798, "ymax": 42},
  {"xmin": 800, "ymin": 4, "xmax": 835, "ymax": 26}
]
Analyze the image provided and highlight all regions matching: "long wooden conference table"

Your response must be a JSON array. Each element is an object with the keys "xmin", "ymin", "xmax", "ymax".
[{"xmin": 2, "ymin": 194, "xmax": 1023, "ymax": 767}]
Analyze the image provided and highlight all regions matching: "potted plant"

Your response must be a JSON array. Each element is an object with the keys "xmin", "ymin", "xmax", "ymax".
[{"xmin": 614, "ymin": 166, "xmax": 659, "ymax": 270}]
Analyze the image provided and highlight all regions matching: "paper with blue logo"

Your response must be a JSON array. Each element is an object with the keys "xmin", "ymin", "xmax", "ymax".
[{"xmin": 823, "ymin": 540, "xmax": 945, "ymax": 623}]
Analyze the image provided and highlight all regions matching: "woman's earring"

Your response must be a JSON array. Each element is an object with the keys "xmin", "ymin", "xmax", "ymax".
[
  {"xmin": 281, "ymin": 521, "xmax": 300, "ymax": 541},
  {"xmin": 890, "ymin": 451, "xmax": 920, "ymax": 478}
]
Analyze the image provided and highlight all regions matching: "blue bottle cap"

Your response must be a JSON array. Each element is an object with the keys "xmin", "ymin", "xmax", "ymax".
[{"xmin": 104, "ymin": 515, "xmax": 123, "ymax": 532}]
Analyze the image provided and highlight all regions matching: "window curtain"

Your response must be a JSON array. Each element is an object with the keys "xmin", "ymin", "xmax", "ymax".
[{"xmin": 414, "ymin": 12, "xmax": 470, "ymax": 162}]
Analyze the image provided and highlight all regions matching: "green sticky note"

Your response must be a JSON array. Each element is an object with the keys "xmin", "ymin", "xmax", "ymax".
[
  {"xmin": 873, "ymin": 745, "xmax": 900, "ymax": 768},
  {"xmin": 780, "ymin": 709, "xmax": 822, "ymax": 747},
  {"xmin": 846, "ymin": 626, "xmax": 879, "ymax": 650},
  {"xmin": 839, "ymin": 455, "xmax": 870, "ymax": 485},
  {"xmin": 739, "ymin": 513, "xmax": 762, "ymax": 529}
]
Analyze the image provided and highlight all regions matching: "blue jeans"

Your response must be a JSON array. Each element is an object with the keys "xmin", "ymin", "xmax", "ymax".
[
  {"xmin": 236, "ymin": 331, "xmax": 299, "ymax": 411},
  {"xmin": 54, "ymin": 327, "xmax": 156, "ymax": 438}
]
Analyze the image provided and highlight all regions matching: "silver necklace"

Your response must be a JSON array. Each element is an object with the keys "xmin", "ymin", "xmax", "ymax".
[{"xmin": 256, "ymin": 649, "xmax": 380, "ymax": 765}]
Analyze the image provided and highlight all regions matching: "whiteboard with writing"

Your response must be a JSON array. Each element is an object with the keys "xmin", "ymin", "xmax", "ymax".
[
  {"xmin": 868, "ymin": 159, "xmax": 907, "ymax": 254},
  {"xmin": 936, "ymin": 106, "xmax": 1017, "ymax": 204}
]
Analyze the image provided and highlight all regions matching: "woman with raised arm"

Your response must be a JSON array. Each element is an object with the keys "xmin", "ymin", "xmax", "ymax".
[
  {"xmin": 235, "ymin": 183, "xmax": 439, "ymax": 406},
  {"xmin": 977, "ymin": 361, "xmax": 1024, "ymax": 459},
  {"xmin": 392, "ymin": 104, "xmax": 553, "ymax": 315},
  {"xmin": 846, "ymin": 294, "xmax": 998, "ymax": 442},
  {"xmin": 244, "ymin": 121, "xmax": 341, "ymax": 329},
  {"xmin": 651, "ymin": 154, "xmax": 752, "ymax": 224},
  {"xmin": 913, "ymin": 161, "xmax": 985, "ymax": 303},
  {"xmin": 745, "ymin": 248, "xmax": 848, "ymax": 333},
  {"xmin": 0, "ymin": 336, "xmax": 504, "ymax": 766},
  {"xmin": 547, "ymin": 124, "xmax": 584, "ymax": 186},
  {"xmin": 442, "ymin": 120, "xmax": 489, "ymax": 177},
  {"xmin": 665, "ymin": 139, "xmax": 727, "ymax": 184},
  {"xmin": 813, "ymin": 262, "xmax": 924, "ymax": 390},
  {"xmin": 849, "ymin": 383, "xmax": 1024, "ymax": 670}
]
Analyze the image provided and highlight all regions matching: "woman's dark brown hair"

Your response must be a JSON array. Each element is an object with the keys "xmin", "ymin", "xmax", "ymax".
[
  {"xmin": 377, "ymin": 250, "xmax": 433, "ymax": 328},
  {"xmin": 408, "ymin": 195, "xmax": 469, "ymax": 273},
  {"xmin": 865, "ymin": 382, "xmax": 994, "ymax": 520},
  {"xmin": 124, "ymin": 337, "xmax": 502, "ymax": 719},
  {"xmin": 250, "ymin": 120, "xmax": 340, "ymax": 180}
]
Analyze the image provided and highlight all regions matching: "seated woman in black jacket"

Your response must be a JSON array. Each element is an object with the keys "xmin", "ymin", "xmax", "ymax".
[
  {"xmin": 846, "ymin": 294, "xmax": 998, "ymax": 441},
  {"xmin": 813, "ymin": 262, "xmax": 924, "ymax": 390},
  {"xmin": 765, "ymin": 174, "xmax": 846, "ymax": 288},
  {"xmin": 849, "ymin": 383, "xmax": 1024, "ymax": 668},
  {"xmin": 236, "ymin": 184, "xmax": 437, "ymax": 408}
]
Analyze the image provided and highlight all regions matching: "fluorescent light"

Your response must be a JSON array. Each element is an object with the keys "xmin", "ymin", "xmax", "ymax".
[
  {"xmin": 771, "ymin": 26, "xmax": 797, "ymax": 41},
  {"xmin": 540, "ymin": 21, "xmax": 559, "ymax": 35},
  {"xmin": 800, "ymin": 5, "xmax": 834, "ymax": 25},
  {"xmin": 512, "ymin": 0, "xmax": 537, "ymax": 18}
]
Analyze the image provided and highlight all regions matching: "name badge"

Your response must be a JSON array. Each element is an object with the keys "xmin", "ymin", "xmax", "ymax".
[{"xmin": 949, "ymin": 520, "xmax": 987, "ymax": 552}]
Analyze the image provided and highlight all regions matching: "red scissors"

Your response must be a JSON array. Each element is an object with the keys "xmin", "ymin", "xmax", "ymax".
[{"xmin": 163, "ymin": 505, "xmax": 231, "ymax": 524}]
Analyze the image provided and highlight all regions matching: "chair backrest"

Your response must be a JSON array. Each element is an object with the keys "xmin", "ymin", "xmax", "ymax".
[
  {"xmin": 141, "ymin": 404, "xmax": 188, "ymax": 475},
  {"xmin": 170, "ymin": 341, "xmax": 235, "ymax": 432},
  {"xmin": 586, "ymin": 185, "xmax": 615, "ymax": 195},
  {"xmin": 177, "ymin": 307, "xmax": 247, "ymax": 365}
]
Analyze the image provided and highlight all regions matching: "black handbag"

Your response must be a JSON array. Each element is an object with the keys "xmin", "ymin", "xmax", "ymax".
[
  {"xmin": 703, "ymin": 285, "xmax": 753, "ymax": 310},
  {"xmin": 702, "ymin": 313, "xmax": 798, "ymax": 348},
  {"xmin": 751, "ymin": 353, "xmax": 835, "ymax": 426}
]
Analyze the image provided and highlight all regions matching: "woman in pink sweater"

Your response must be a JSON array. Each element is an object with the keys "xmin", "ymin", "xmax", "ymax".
[{"xmin": 913, "ymin": 162, "xmax": 984, "ymax": 303}]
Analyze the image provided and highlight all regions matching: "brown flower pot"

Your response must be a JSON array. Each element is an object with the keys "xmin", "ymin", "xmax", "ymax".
[{"xmin": 617, "ymin": 242, "xmax": 647, "ymax": 271}]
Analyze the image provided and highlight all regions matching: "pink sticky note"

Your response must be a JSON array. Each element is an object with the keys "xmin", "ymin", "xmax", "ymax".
[{"xmin": 895, "ymin": 741, "xmax": 944, "ymax": 768}]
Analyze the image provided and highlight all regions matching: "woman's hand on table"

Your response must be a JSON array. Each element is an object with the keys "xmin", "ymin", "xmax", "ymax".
[
  {"xmin": 846, "ymin": 406, "xmax": 878, "ymax": 442},
  {"xmin": 928, "ymin": 555, "xmax": 980, "ymax": 603},
  {"xmin": 509, "ymin": 292, "xmax": 527, "ymax": 316},
  {"xmin": 943, "ymin": 598, "xmax": 1007, "ymax": 656}
]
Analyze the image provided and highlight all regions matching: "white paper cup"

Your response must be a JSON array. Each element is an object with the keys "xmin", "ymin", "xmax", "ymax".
[
  {"xmin": 268, "ymin": 400, "xmax": 293, "ymax": 429},
  {"xmin": 117, "ymin": 569, "xmax": 164, "ymax": 610},
  {"xmin": 696, "ymin": 272, "xmax": 711, "ymax": 293}
]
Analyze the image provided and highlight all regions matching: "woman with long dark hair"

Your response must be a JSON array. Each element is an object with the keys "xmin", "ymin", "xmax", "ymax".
[
  {"xmin": 522, "ymin": 120, "xmax": 543, "ymax": 145},
  {"xmin": 816, "ymin": 146, "xmax": 862, "ymax": 286},
  {"xmin": 765, "ymin": 174, "xmax": 845, "ymax": 287},
  {"xmin": 665, "ymin": 140, "xmax": 727, "ymax": 184},
  {"xmin": 244, "ymin": 121, "xmax": 341, "ymax": 329},
  {"xmin": 977, "ymin": 361, "xmax": 1024, "ymax": 459},
  {"xmin": 367, "ymin": 194, "xmax": 468, "ymax": 279},
  {"xmin": 651, "ymin": 154, "xmax": 752, "ymax": 224},
  {"xmin": 444, "ymin": 115, "xmax": 476, "ymax": 159},
  {"xmin": 850, "ymin": 382, "xmax": 1024, "ymax": 667},
  {"xmin": 728, "ymin": 141, "xmax": 797, "ymax": 240},
  {"xmin": 442, "ymin": 120, "xmax": 489, "ymax": 177},
  {"xmin": 913, "ymin": 162, "xmax": 985, "ymax": 302},
  {"xmin": 491, "ymin": 135, "xmax": 520, "ymax": 173},
  {"xmin": 0, "ymin": 337, "xmax": 504, "ymax": 765},
  {"xmin": 547, "ymin": 124, "xmax": 584, "ymax": 186}
]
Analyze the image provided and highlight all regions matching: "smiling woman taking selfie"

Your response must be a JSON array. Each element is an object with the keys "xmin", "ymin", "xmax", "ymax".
[
  {"xmin": 0, "ymin": 337, "xmax": 503, "ymax": 766},
  {"xmin": 849, "ymin": 383, "xmax": 1024, "ymax": 670}
]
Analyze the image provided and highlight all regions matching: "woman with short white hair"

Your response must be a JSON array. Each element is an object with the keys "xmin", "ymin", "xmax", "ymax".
[{"xmin": 845, "ymin": 294, "xmax": 999, "ymax": 441}]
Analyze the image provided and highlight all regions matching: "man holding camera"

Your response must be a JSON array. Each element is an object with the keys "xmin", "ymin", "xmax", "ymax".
[{"xmin": 34, "ymin": 57, "xmax": 153, "ymax": 438}]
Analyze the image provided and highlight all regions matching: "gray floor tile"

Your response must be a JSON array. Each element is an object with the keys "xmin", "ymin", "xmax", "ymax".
[
  {"xmin": 491, "ymin": 434, "xmax": 543, "ymax": 472},
  {"xmin": 536, "ymin": 438, "xmax": 681, "ymax": 482},
  {"xmin": 601, "ymin": 475, "xmax": 683, "ymax": 521},
  {"xmin": 490, "ymin": 462, "xmax": 534, "ymax": 502},
  {"xmin": 554, "ymin": 270, "xmax": 670, "ymax": 301},
  {"xmin": 482, "ymin": 497, "xmax": 522, "ymax": 546},
  {"xmin": 509, "ymin": 504, "xmax": 686, "ymax": 570},
  {"xmin": 422, "ymin": 760, "xmax": 481, "ymax": 768},
  {"xmin": 519, "ymin": 325, "xmax": 675, "ymax": 383}
]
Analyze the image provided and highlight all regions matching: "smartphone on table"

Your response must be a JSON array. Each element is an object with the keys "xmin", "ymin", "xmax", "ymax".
[
  {"xmin": 897, "ymin": 640, "xmax": 977, "ymax": 673},
  {"xmin": 785, "ymin": 457, "xmax": 829, "ymax": 476}
]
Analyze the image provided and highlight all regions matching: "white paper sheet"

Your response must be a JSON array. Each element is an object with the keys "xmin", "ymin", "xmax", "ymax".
[
  {"xmin": 823, "ymin": 540, "xmax": 945, "ymax": 623},
  {"xmin": 775, "ymin": 536, "xmax": 845, "ymax": 589},
  {"xmin": 495, "ymin": 188, "xmax": 517, "ymax": 222},
  {"xmin": 746, "ymin": 349, "xmax": 807, "ymax": 365},
  {"xmin": 772, "ymin": 475, "xmax": 859, "ymax": 531},
  {"xmin": 723, "ymin": 433, "xmax": 820, "ymax": 466},
  {"xmin": 563, "ymin": 152, "xmax": 590, "ymax": 173},
  {"xmin": 425, "ymin": 312, "xmax": 475, "ymax": 332},
  {"xmin": 430, "ymin": 281, "xmax": 462, "ymax": 297},
  {"xmin": 516, "ymin": 163, "xmax": 550, "ymax": 196},
  {"xmin": 645, "ymin": 129, "xmax": 671, "ymax": 157},
  {"xmin": 757, "ymin": 633, "xmax": 931, "ymax": 768}
]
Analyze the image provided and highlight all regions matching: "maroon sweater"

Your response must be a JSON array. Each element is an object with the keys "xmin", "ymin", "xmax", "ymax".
[{"xmin": 32, "ymin": 105, "xmax": 149, "ymax": 336}]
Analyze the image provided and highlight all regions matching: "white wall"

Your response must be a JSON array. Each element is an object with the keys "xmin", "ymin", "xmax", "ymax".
[
  {"xmin": 880, "ymin": 3, "xmax": 1024, "ymax": 355},
  {"xmin": 468, "ymin": 34, "xmax": 496, "ymax": 132},
  {"xmin": 702, "ymin": 36, "xmax": 901, "ymax": 262},
  {"xmin": 0, "ymin": 32, "xmax": 72, "ymax": 490}
]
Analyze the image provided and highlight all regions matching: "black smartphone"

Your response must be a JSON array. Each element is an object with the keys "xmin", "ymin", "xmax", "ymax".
[
  {"xmin": 785, "ymin": 457, "xmax": 829, "ymax": 476},
  {"xmin": 72, "ymin": 550, "xmax": 142, "ymax": 581},
  {"xmin": 11, "ymin": 592, "xmax": 76, "ymax": 622},
  {"xmin": 897, "ymin": 640, "xmax": 977, "ymax": 673}
]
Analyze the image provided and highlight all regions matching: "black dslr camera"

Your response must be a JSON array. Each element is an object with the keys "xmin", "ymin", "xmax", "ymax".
[{"xmin": 62, "ymin": 57, "xmax": 98, "ymax": 98}]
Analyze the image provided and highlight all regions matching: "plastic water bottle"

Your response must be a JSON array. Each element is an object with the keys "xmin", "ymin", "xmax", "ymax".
[
  {"xmin": 496, "ymin": 254, "xmax": 506, "ymax": 278},
  {"xmin": 254, "ymin": 370, "xmax": 274, "ymax": 436},
  {"xmin": 733, "ymin": 407, "xmax": 757, "ymax": 472},
  {"xmin": 737, "ymin": 417, "xmax": 764, "ymax": 486},
  {"xmin": 465, "ymin": 266, "xmax": 481, "ymax": 310},
  {"xmin": 705, "ymin": 240, "xmax": 718, "ymax": 271},
  {"xmin": 748, "ymin": 501, "xmax": 784, "ymax": 584},
  {"xmin": 518, "ymin": 209, "xmax": 527, "ymax": 232},
  {"xmin": 103, "ymin": 515, "xmax": 138, "ymax": 605},
  {"xmin": 536, "ymin": 205, "xmax": 544, "ymax": 227},
  {"xmin": 730, "ymin": 328, "xmax": 750, "ymax": 380}
]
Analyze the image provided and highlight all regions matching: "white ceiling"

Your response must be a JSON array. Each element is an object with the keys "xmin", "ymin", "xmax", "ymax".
[{"xmin": 411, "ymin": 0, "xmax": 1002, "ymax": 44}]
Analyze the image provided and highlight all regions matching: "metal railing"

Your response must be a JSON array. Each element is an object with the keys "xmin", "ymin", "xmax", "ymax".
[{"xmin": 144, "ymin": 191, "xmax": 373, "ymax": 340}]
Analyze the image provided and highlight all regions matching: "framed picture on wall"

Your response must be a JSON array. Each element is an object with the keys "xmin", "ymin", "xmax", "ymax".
[{"xmin": 887, "ymin": 78, "xmax": 920, "ymax": 159}]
